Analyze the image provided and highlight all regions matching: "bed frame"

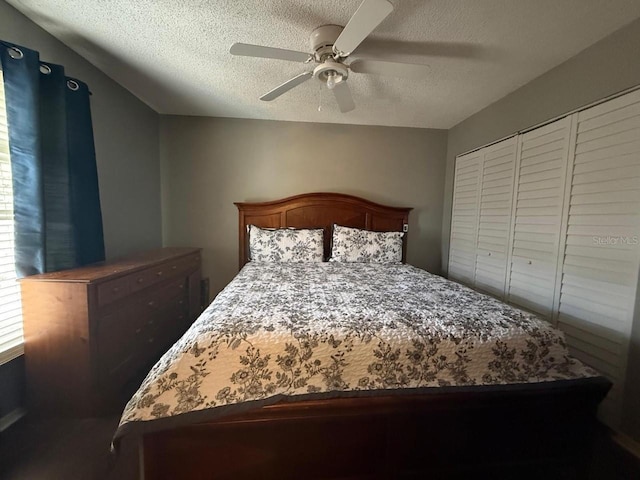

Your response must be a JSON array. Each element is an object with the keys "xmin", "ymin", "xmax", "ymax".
[{"xmin": 138, "ymin": 192, "xmax": 611, "ymax": 479}]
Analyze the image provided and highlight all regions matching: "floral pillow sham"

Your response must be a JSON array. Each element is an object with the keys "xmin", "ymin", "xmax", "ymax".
[
  {"xmin": 249, "ymin": 225, "xmax": 324, "ymax": 263},
  {"xmin": 330, "ymin": 224, "xmax": 404, "ymax": 263}
]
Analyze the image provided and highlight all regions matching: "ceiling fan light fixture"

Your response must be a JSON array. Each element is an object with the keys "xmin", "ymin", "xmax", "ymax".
[
  {"xmin": 326, "ymin": 74, "xmax": 336, "ymax": 90},
  {"xmin": 326, "ymin": 73, "xmax": 338, "ymax": 90},
  {"xmin": 313, "ymin": 61, "xmax": 348, "ymax": 86}
]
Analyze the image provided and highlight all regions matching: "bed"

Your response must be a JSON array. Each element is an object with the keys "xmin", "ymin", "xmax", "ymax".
[{"xmin": 114, "ymin": 192, "xmax": 611, "ymax": 479}]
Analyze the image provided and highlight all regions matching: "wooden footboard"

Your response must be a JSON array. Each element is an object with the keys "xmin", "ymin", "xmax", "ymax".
[{"xmin": 140, "ymin": 378, "xmax": 610, "ymax": 479}]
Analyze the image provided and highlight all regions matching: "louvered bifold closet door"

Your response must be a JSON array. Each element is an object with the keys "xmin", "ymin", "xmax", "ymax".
[
  {"xmin": 555, "ymin": 89, "xmax": 640, "ymax": 427},
  {"xmin": 474, "ymin": 137, "xmax": 517, "ymax": 298},
  {"xmin": 449, "ymin": 151, "xmax": 482, "ymax": 285},
  {"xmin": 507, "ymin": 117, "xmax": 572, "ymax": 317}
]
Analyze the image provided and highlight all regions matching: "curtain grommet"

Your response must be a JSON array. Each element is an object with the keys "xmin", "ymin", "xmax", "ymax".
[
  {"xmin": 67, "ymin": 79, "xmax": 79, "ymax": 91},
  {"xmin": 7, "ymin": 47, "xmax": 23, "ymax": 60},
  {"xmin": 39, "ymin": 64, "xmax": 52, "ymax": 75}
]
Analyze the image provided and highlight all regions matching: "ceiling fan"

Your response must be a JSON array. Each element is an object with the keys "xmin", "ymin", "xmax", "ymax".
[{"xmin": 229, "ymin": 0, "xmax": 429, "ymax": 113}]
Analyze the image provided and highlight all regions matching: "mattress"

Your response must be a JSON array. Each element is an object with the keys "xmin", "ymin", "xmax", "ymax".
[{"xmin": 114, "ymin": 262, "xmax": 596, "ymax": 441}]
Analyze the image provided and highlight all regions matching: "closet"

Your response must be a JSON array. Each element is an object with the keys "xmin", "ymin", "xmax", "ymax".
[{"xmin": 449, "ymin": 87, "xmax": 640, "ymax": 429}]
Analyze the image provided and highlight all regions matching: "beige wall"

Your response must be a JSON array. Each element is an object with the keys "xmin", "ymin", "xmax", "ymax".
[
  {"xmin": 0, "ymin": 2, "xmax": 162, "ymax": 260},
  {"xmin": 160, "ymin": 116, "xmax": 447, "ymax": 295},
  {"xmin": 441, "ymin": 17, "xmax": 640, "ymax": 441}
]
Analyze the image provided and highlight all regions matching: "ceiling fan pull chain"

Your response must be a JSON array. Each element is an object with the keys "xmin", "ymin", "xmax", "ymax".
[{"xmin": 318, "ymin": 82, "xmax": 323, "ymax": 112}]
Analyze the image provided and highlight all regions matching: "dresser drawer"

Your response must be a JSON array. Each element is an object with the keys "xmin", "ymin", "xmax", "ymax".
[
  {"xmin": 130, "ymin": 262, "xmax": 176, "ymax": 293},
  {"xmin": 97, "ymin": 277, "xmax": 131, "ymax": 307},
  {"xmin": 129, "ymin": 267, "xmax": 161, "ymax": 293},
  {"xmin": 100, "ymin": 350, "xmax": 137, "ymax": 390},
  {"xmin": 128, "ymin": 254, "xmax": 198, "ymax": 294},
  {"xmin": 96, "ymin": 283, "xmax": 185, "ymax": 386},
  {"xmin": 137, "ymin": 299, "xmax": 185, "ymax": 335},
  {"xmin": 139, "ymin": 278, "xmax": 186, "ymax": 312},
  {"xmin": 140, "ymin": 302, "xmax": 189, "ymax": 358},
  {"xmin": 166, "ymin": 253, "xmax": 201, "ymax": 277},
  {"xmin": 97, "ymin": 306, "xmax": 140, "ymax": 388}
]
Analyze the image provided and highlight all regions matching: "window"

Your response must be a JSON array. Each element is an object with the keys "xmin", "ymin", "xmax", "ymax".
[{"xmin": 0, "ymin": 69, "xmax": 23, "ymax": 365}]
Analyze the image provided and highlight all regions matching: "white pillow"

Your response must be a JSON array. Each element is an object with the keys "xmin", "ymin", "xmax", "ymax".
[
  {"xmin": 249, "ymin": 225, "xmax": 324, "ymax": 262},
  {"xmin": 330, "ymin": 224, "xmax": 404, "ymax": 263}
]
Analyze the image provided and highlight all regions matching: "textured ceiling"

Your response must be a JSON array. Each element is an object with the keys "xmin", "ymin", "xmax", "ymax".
[{"xmin": 7, "ymin": 0, "xmax": 640, "ymax": 128}]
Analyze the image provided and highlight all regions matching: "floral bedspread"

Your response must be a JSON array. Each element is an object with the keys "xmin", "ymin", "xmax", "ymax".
[{"xmin": 115, "ymin": 262, "xmax": 596, "ymax": 437}]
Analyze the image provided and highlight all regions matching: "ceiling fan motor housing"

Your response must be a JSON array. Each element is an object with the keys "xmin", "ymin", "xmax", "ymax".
[{"xmin": 310, "ymin": 25, "xmax": 344, "ymax": 60}]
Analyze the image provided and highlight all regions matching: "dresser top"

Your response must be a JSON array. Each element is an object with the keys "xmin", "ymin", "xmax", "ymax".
[{"xmin": 20, "ymin": 247, "xmax": 201, "ymax": 283}]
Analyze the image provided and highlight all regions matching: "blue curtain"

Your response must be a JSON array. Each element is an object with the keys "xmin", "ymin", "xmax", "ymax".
[{"xmin": 0, "ymin": 40, "xmax": 105, "ymax": 277}]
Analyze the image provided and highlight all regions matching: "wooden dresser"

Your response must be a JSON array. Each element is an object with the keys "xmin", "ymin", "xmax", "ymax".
[{"xmin": 20, "ymin": 247, "xmax": 202, "ymax": 416}]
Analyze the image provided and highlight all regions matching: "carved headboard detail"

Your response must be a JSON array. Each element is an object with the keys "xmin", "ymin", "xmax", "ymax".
[{"xmin": 235, "ymin": 192, "xmax": 412, "ymax": 268}]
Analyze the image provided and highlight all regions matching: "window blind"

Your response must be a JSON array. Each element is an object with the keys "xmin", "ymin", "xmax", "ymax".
[{"xmin": 0, "ymin": 69, "xmax": 24, "ymax": 365}]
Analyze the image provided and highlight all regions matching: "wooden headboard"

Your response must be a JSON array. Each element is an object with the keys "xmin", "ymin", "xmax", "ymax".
[{"xmin": 235, "ymin": 192, "xmax": 412, "ymax": 268}]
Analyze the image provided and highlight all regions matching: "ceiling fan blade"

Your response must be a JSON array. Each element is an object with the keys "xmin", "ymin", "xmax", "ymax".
[
  {"xmin": 230, "ymin": 43, "xmax": 311, "ymax": 63},
  {"xmin": 260, "ymin": 72, "xmax": 313, "ymax": 101},
  {"xmin": 333, "ymin": 0, "xmax": 393, "ymax": 57},
  {"xmin": 349, "ymin": 59, "xmax": 430, "ymax": 79},
  {"xmin": 332, "ymin": 80, "xmax": 355, "ymax": 113}
]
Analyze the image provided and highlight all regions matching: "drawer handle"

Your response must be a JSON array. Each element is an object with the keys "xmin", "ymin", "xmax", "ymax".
[
  {"xmin": 135, "ymin": 328, "xmax": 141, "ymax": 334},
  {"xmin": 148, "ymin": 319, "xmax": 154, "ymax": 325},
  {"xmin": 137, "ymin": 278, "xmax": 144, "ymax": 284},
  {"xmin": 528, "ymin": 260, "xmax": 532, "ymax": 265},
  {"xmin": 148, "ymin": 301, "xmax": 155, "ymax": 307},
  {"xmin": 156, "ymin": 271, "xmax": 164, "ymax": 277},
  {"xmin": 112, "ymin": 287, "xmax": 120, "ymax": 293},
  {"xmin": 178, "ymin": 314, "xmax": 185, "ymax": 320},
  {"xmin": 487, "ymin": 252, "xmax": 491, "ymax": 256},
  {"xmin": 148, "ymin": 338, "xmax": 154, "ymax": 344},
  {"xmin": 179, "ymin": 284, "xmax": 184, "ymax": 289},
  {"xmin": 172, "ymin": 265, "xmax": 177, "ymax": 270},
  {"xmin": 179, "ymin": 300, "xmax": 184, "ymax": 305}
]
